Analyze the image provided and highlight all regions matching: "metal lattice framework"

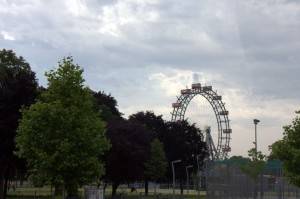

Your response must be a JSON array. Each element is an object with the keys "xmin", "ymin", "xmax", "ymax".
[{"xmin": 171, "ymin": 83, "xmax": 232, "ymax": 160}]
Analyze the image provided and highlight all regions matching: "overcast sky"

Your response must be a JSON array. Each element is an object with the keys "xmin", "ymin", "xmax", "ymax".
[{"xmin": 1, "ymin": 0, "xmax": 299, "ymax": 157}]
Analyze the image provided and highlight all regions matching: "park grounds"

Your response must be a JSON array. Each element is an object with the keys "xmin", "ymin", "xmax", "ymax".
[{"xmin": 7, "ymin": 160, "xmax": 300, "ymax": 199}]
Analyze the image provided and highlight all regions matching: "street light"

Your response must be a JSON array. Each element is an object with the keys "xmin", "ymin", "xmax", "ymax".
[
  {"xmin": 186, "ymin": 165, "xmax": 193, "ymax": 199},
  {"xmin": 254, "ymin": 119, "xmax": 262, "ymax": 199},
  {"xmin": 172, "ymin": 160, "xmax": 181, "ymax": 199},
  {"xmin": 253, "ymin": 119, "xmax": 260, "ymax": 153},
  {"xmin": 196, "ymin": 155, "xmax": 201, "ymax": 199}
]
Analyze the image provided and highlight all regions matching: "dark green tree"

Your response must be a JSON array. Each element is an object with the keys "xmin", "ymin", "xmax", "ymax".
[
  {"xmin": 227, "ymin": 156, "xmax": 248, "ymax": 166},
  {"xmin": 103, "ymin": 119, "xmax": 156, "ymax": 196},
  {"xmin": 129, "ymin": 111, "xmax": 166, "ymax": 133},
  {"xmin": 269, "ymin": 110, "xmax": 300, "ymax": 187},
  {"xmin": 166, "ymin": 120, "xmax": 208, "ymax": 195},
  {"xmin": 129, "ymin": 111, "xmax": 167, "ymax": 195},
  {"xmin": 15, "ymin": 57, "xmax": 110, "ymax": 197},
  {"xmin": 0, "ymin": 49, "xmax": 38, "ymax": 199},
  {"xmin": 92, "ymin": 91, "xmax": 123, "ymax": 121},
  {"xmin": 166, "ymin": 120, "xmax": 207, "ymax": 169},
  {"xmin": 240, "ymin": 148, "xmax": 266, "ymax": 199},
  {"xmin": 144, "ymin": 139, "xmax": 167, "ymax": 197},
  {"xmin": 240, "ymin": 148, "xmax": 266, "ymax": 180}
]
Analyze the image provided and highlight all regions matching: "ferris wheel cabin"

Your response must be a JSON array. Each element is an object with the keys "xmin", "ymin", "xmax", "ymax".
[
  {"xmin": 219, "ymin": 111, "xmax": 229, "ymax": 115},
  {"xmin": 172, "ymin": 102, "xmax": 182, "ymax": 108},
  {"xmin": 223, "ymin": 129, "xmax": 232, "ymax": 134},
  {"xmin": 192, "ymin": 83, "xmax": 201, "ymax": 89},
  {"xmin": 222, "ymin": 147, "xmax": 231, "ymax": 152},
  {"xmin": 212, "ymin": 95, "xmax": 222, "ymax": 100},
  {"xmin": 181, "ymin": 89, "xmax": 191, "ymax": 94},
  {"xmin": 203, "ymin": 86, "xmax": 212, "ymax": 92}
]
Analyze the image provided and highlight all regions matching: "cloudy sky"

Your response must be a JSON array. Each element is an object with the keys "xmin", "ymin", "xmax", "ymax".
[{"xmin": 1, "ymin": 0, "xmax": 299, "ymax": 157}]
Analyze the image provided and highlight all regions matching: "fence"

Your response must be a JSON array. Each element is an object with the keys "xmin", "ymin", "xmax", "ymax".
[{"xmin": 205, "ymin": 160, "xmax": 300, "ymax": 199}]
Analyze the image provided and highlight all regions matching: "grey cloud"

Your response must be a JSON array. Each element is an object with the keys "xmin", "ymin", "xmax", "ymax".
[{"xmin": 1, "ymin": 0, "xmax": 300, "ymax": 156}]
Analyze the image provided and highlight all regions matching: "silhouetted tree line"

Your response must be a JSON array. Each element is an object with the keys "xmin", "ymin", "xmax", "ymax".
[{"xmin": 0, "ymin": 49, "xmax": 208, "ymax": 199}]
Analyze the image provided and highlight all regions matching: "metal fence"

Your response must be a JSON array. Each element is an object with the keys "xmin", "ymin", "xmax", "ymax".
[{"xmin": 205, "ymin": 160, "xmax": 300, "ymax": 199}]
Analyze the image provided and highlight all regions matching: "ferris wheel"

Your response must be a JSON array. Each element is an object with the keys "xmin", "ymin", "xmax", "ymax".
[{"xmin": 171, "ymin": 83, "xmax": 232, "ymax": 160}]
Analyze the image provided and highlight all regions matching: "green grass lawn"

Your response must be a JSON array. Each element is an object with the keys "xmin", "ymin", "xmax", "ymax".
[
  {"xmin": 7, "ymin": 186, "xmax": 206, "ymax": 199},
  {"xmin": 7, "ymin": 186, "xmax": 53, "ymax": 197}
]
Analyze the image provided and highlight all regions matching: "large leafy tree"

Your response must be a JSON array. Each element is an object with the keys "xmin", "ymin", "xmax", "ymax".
[
  {"xmin": 240, "ymin": 148, "xmax": 266, "ymax": 199},
  {"xmin": 103, "ymin": 119, "xmax": 156, "ymax": 196},
  {"xmin": 144, "ymin": 139, "xmax": 167, "ymax": 196},
  {"xmin": 15, "ymin": 57, "xmax": 110, "ymax": 197},
  {"xmin": 129, "ymin": 113, "xmax": 208, "ymax": 186},
  {"xmin": 166, "ymin": 120, "xmax": 207, "ymax": 171},
  {"xmin": 0, "ymin": 49, "xmax": 38, "ymax": 199},
  {"xmin": 129, "ymin": 111, "xmax": 166, "ymax": 134},
  {"xmin": 92, "ymin": 91, "xmax": 123, "ymax": 121},
  {"xmin": 269, "ymin": 110, "xmax": 300, "ymax": 187},
  {"xmin": 128, "ymin": 111, "xmax": 167, "ymax": 195},
  {"xmin": 240, "ymin": 148, "xmax": 266, "ymax": 180},
  {"xmin": 166, "ymin": 120, "xmax": 208, "ymax": 194}
]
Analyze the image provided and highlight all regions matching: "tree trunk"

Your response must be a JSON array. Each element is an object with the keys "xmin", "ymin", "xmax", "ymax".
[
  {"xmin": 144, "ymin": 180, "xmax": 148, "ymax": 196},
  {"xmin": 0, "ymin": 168, "xmax": 5, "ymax": 199},
  {"xmin": 154, "ymin": 180, "xmax": 157, "ymax": 199},
  {"xmin": 111, "ymin": 182, "xmax": 120, "ymax": 197},
  {"xmin": 54, "ymin": 184, "xmax": 63, "ymax": 196},
  {"xmin": 3, "ymin": 168, "xmax": 9, "ymax": 199},
  {"xmin": 180, "ymin": 180, "xmax": 183, "ymax": 196},
  {"xmin": 103, "ymin": 182, "xmax": 107, "ymax": 195},
  {"xmin": 0, "ymin": 161, "xmax": 9, "ymax": 199},
  {"xmin": 253, "ymin": 179, "xmax": 257, "ymax": 199}
]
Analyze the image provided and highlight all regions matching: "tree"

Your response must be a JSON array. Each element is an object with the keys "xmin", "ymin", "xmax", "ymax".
[
  {"xmin": 227, "ymin": 156, "xmax": 248, "ymax": 166},
  {"xmin": 0, "ymin": 49, "xmax": 38, "ymax": 199},
  {"xmin": 166, "ymin": 120, "xmax": 208, "ymax": 195},
  {"xmin": 269, "ymin": 110, "xmax": 300, "ymax": 187},
  {"xmin": 166, "ymin": 120, "xmax": 207, "ymax": 168},
  {"xmin": 240, "ymin": 148, "xmax": 266, "ymax": 180},
  {"xmin": 129, "ymin": 111, "xmax": 166, "ymax": 134},
  {"xmin": 144, "ymin": 139, "xmax": 167, "ymax": 197},
  {"xmin": 15, "ymin": 57, "xmax": 110, "ymax": 197},
  {"xmin": 103, "ymin": 119, "xmax": 156, "ymax": 196},
  {"xmin": 129, "ymin": 111, "xmax": 167, "ymax": 195},
  {"xmin": 92, "ymin": 91, "xmax": 123, "ymax": 121},
  {"xmin": 240, "ymin": 148, "xmax": 266, "ymax": 199}
]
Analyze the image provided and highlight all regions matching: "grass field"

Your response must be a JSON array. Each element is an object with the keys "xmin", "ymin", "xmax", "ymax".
[{"xmin": 7, "ymin": 186, "xmax": 206, "ymax": 199}]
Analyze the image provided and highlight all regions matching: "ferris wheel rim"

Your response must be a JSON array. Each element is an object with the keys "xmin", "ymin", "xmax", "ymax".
[{"xmin": 171, "ymin": 83, "xmax": 231, "ymax": 160}]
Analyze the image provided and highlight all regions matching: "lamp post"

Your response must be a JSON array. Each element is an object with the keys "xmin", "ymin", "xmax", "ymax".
[
  {"xmin": 253, "ymin": 119, "xmax": 260, "ymax": 199},
  {"xmin": 172, "ymin": 160, "xmax": 181, "ymax": 199},
  {"xmin": 196, "ymin": 155, "xmax": 201, "ymax": 199},
  {"xmin": 253, "ymin": 119, "xmax": 260, "ymax": 153},
  {"xmin": 186, "ymin": 165, "xmax": 193, "ymax": 199}
]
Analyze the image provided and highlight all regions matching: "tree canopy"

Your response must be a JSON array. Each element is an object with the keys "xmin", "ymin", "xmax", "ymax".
[
  {"xmin": 92, "ymin": 91, "xmax": 123, "ymax": 121},
  {"xmin": 0, "ymin": 49, "xmax": 38, "ymax": 199},
  {"xmin": 269, "ymin": 110, "xmax": 300, "ymax": 187},
  {"xmin": 240, "ymin": 148, "xmax": 266, "ymax": 180},
  {"xmin": 144, "ymin": 138, "xmax": 167, "ymax": 181},
  {"xmin": 128, "ymin": 111, "xmax": 168, "ymax": 195},
  {"xmin": 166, "ymin": 120, "xmax": 208, "ymax": 172},
  {"xmin": 103, "ymin": 119, "xmax": 156, "ymax": 196},
  {"xmin": 15, "ymin": 57, "xmax": 110, "ymax": 197}
]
